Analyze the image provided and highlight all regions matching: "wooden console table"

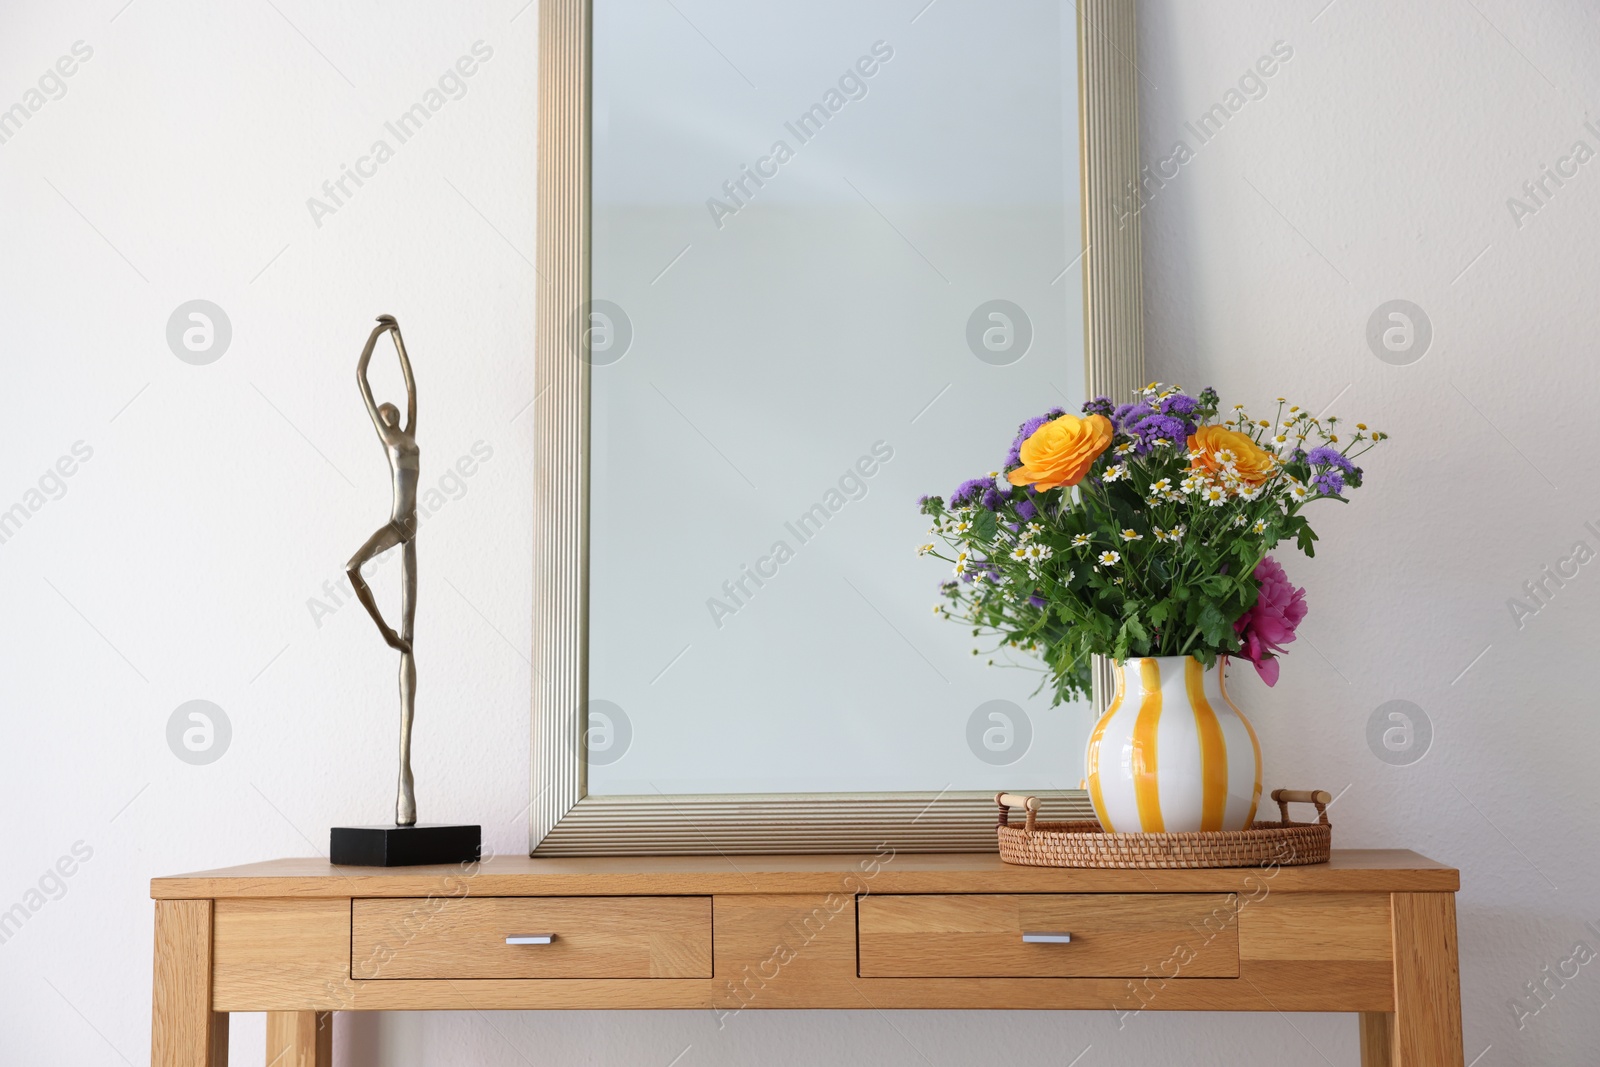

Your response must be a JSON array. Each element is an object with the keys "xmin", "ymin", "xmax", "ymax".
[{"xmin": 150, "ymin": 850, "xmax": 1463, "ymax": 1066}]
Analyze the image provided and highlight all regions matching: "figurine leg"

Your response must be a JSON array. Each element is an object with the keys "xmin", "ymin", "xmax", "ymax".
[
  {"xmin": 396, "ymin": 539, "xmax": 418, "ymax": 826},
  {"xmin": 347, "ymin": 524, "xmax": 410, "ymax": 654}
]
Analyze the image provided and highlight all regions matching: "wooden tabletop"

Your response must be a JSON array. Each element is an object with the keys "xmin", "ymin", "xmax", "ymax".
[{"xmin": 152, "ymin": 849, "xmax": 1458, "ymax": 899}]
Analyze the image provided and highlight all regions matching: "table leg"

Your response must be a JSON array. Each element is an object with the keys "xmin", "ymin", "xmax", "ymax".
[
  {"xmin": 1391, "ymin": 892, "xmax": 1465, "ymax": 1066},
  {"xmin": 152, "ymin": 899, "xmax": 228, "ymax": 1067},
  {"xmin": 1360, "ymin": 1012, "xmax": 1394, "ymax": 1066},
  {"xmin": 267, "ymin": 1011, "xmax": 333, "ymax": 1067}
]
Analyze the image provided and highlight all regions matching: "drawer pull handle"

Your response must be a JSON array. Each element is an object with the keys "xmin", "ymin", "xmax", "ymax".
[
  {"xmin": 1021, "ymin": 932, "xmax": 1072, "ymax": 944},
  {"xmin": 505, "ymin": 935, "xmax": 555, "ymax": 945}
]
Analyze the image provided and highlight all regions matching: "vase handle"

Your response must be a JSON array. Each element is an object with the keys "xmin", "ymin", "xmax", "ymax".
[
  {"xmin": 1270, "ymin": 788, "xmax": 1332, "ymax": 826},
  {"xmin": 995, "ymin": 792, "xmax": 1041, "ymax": 833}
]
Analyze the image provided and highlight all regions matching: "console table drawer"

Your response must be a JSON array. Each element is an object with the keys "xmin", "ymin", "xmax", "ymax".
[
  {"xmin": 351, "ymin": 897, "xmax": 712, "ymax": 979},
  {"xmin": 858, "ymin": 893, "xmax": 1238, "ymax": 978}
]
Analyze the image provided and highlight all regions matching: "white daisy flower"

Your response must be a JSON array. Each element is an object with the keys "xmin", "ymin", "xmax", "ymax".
[
  {"xmin": 1010, "ymin": 545, "xmax": 1029, "ymax": 562},
  {"xmin": 1203, "ymin": 486, "xmax": 1227, "ymax": 506},
  {"xmin": 954, "ymin": 520, "xmax": 973, "ymax": 534},
  {"xmin": 1171, "ymin": 524, "xmax": 1186, "ymax": 542},
  {"xmin": 1071, "ymin": 533, "xmax": 1092, "ymax": 547},
  {"xmin": 1287, "ymin": 483, "xmax": 1310, "ymax": 502},
  {"xmin": 1103, "ymin": 463, "xmax": 1129, "ymax": 482},
  {"xmin": 916, "ymin": 543, "xmax": 934, "ymax": 556},
  {"xmin": 1120, "ymin": 529, "xmax": 1143, "ymax": 542},
  {"xmin": 1153, "ymin": 528, "xmax": 1169, "ymax": 542},
  {"xmin": 1149, "ymin": 478, "xmax": 1172, "ymax": 495},
  {"xmin": 1252, "ymin": 519, "xmax": 1267, "ymax": 534},
  {"xmin": 1114, "ymin": 441, "xmax": 1137, "ymax": 456},
  {"xmin": 1023, "ymin": 543, "xmax": 1053, "ymax": 562},
  {"xmin": 1098, "ymin": 550, "xmax": 1121, "ymax": 566},
  {"xmin": 1216, "ymin": 448, "xmax": 1238, "ymax": 466}
]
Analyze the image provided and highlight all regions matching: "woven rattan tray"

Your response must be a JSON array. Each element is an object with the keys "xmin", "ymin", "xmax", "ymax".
[{"xmin": 995, "ymin": 788, "xmax": 1332, "ymax": 869}]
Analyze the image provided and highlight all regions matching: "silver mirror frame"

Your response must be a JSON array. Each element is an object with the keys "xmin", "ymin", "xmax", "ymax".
[{"xmin": 531, "ymin": 0, "xmax": 1146, "ymax": 855}]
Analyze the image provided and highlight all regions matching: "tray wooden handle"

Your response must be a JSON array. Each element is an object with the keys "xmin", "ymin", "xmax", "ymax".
[
  {"xmin": 1270, "ymin": 788, "xmax": 1332, "ymax": 826},
  {"xmin": 995, "ymin": 793, "xmax": 1041, "ymax": 833}
]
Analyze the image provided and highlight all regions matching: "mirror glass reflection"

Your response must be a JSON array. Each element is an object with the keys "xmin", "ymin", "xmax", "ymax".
[{"xmin": 588, "ymin": 0, "xmax": 1090, "ymax": 794}]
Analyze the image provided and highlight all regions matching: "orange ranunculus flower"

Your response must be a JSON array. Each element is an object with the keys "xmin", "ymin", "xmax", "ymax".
[
  {"xmin": 1187, "ymin": 424, "xmax": 1277, "ymax": 487},
  {"xmin": 1006, "ymin": 413, "xmax": 1113, "ymax": 491}
]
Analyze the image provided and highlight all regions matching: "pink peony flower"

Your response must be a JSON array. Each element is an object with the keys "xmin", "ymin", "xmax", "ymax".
[{"xmin": 1233, "ymin": 555, "xmax": 1308, "ymax": 686}]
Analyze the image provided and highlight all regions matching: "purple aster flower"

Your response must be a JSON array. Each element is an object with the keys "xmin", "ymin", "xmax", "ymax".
[
  {"xmin": 1112, "ymin": 403, "xmax": 1142, "ymax": 432},
  {"xmin": 1311, "ymin": 470, "xmax": 1345, "ymax": 496},
  {"xmin": 980, "ymin": 487, "xmax": 1007, "ymax": 511},
  {"xmin": 1123, "ymin": 411, "xmax": 1194, "ymax": 452},
  {"xmin": 1082, "ymin": 396, "xmax": 1116, "ymax": 418},
  {"xmin": 1160, "ymin": 393, "xmax": 1199, "ymax": 418},
  {"xmin": 1027, "ymin": 594, "xmax": 1047, "ymax": 609},
  {"xmin": 950, "ymin": 477, "xmax": 992, "ymax": 508},
  {"xmin": 1306, "ymin": 446, "xmax": 1355, "ymax": 474},
  {"xmin": 1016, "ymin": 499, "xmax": 1037, "ymax": 521}
]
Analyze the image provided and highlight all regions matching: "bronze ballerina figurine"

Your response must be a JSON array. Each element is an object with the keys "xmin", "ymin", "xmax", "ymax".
[{"xmin": 346, "ymin": 315, "xmax": 421, "ymax": 827}]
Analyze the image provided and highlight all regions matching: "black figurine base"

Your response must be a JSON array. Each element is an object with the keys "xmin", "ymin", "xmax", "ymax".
[{"xmin": 330, "ymin": 824, "xmax": 481, "ymax": 867}]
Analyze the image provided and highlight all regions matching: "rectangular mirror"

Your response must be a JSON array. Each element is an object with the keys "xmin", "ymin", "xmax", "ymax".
[{"xmin": 533, "ymin": 0, "xmax": 1145, "ymax": 853}]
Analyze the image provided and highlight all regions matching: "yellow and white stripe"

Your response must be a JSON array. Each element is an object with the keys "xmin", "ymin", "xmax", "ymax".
[{"xmin": 1084, "ymin": 656, "xmax": 1262, "ymax": 833}]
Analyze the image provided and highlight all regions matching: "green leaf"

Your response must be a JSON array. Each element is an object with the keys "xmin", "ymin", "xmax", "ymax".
[
  {"xmin": 1196, "ymin": 600, "xmax": 1235, "ymax": 648},
  {"xmin": 1296, "ymin": 522, "xmax": 1320, "ymax": 558},
  {"xmin": 973, "ymin": 509, "xmax": 998, "ymax": 542}
]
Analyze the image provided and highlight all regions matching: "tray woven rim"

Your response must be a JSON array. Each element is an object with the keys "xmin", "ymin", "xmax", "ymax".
[{"xmin": 994, "ymin": 789, "xmax": 1333, "ymax": 869}]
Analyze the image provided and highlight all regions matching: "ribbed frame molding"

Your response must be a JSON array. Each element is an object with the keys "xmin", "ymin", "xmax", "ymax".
[
  {"xmin": 1078, "ymin": 0, "xmax": 1147, "ymax": 717},
  {"xmin": 531, "ymin": 0, "xmax": 1143, "ymax": 855},
  {"xmin": 530, "ymin": 0, "xmax": 591, "ymax": 851},
  {"xmin": 537, "ymin": 793, "xmax": 1096, "ymax": 856}
]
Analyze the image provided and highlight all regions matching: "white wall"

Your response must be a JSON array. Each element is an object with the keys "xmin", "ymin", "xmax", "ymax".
[{"xmin": 1, "ymin": 2, "xmax": 1596, "ymax": 1066}]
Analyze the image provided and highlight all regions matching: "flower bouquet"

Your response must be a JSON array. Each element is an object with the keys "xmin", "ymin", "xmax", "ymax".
[{"xmin": 917, "ymin": 384, "xmax": 1385, "ymax": 832}]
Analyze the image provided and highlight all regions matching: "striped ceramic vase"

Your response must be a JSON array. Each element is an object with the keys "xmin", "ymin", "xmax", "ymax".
[{"xmin": 1084, "ymin": 655, "xmax": 1262, "ymax": 833}]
